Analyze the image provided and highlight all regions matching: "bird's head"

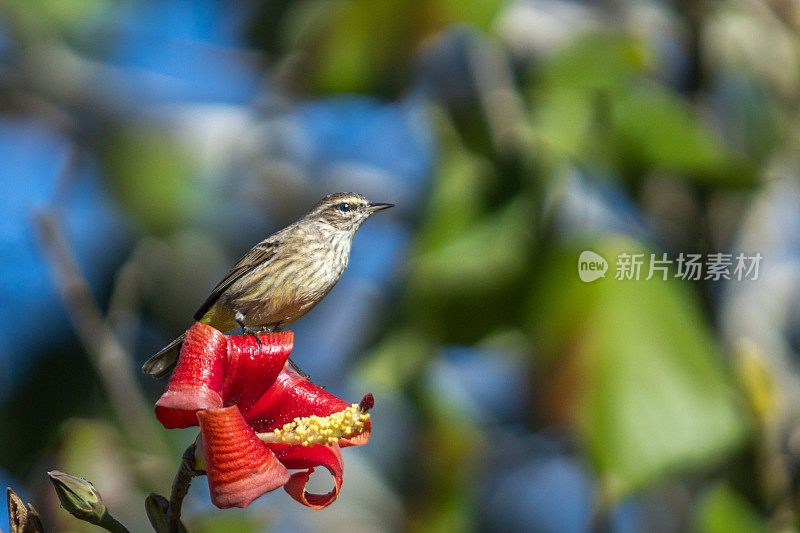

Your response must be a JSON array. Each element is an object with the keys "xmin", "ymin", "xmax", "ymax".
[{"xmin": 307, "ymin": 192, "xmax": 394, "ymax": 233}]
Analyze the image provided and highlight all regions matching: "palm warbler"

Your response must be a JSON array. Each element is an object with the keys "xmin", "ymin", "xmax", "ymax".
[{"xmin": 143, "ymin": 192, "xmax": 393, "ymax": 378}]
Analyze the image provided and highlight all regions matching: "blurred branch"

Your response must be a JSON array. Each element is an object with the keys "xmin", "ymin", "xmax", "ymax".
[
  {"xmin": 678, "ymin": 0, "xmax": 707, "ymax": 96},
  {"xmin": 590, "ymin": 489, "xmax": 612, "ymax": 533},
  {"xmin": 0, "ymin": 1, "xmax": 268, "ymax": 136},
  {"xmin": 106, "ymin": 240, "xmax": 155, "ymax": 354},
  {"xmin": 32, "ymin": 153, "xmax": 166, "ymax": 458},
  {"xmin": 467, "ymin": 37, "xmax": 527, "ymax": 155},
  {"xmin": 33, "ymin": 209, "xmax": 164, "ymax": 455}
]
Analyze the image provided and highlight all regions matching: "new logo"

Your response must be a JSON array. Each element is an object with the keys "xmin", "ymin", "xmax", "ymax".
[{"xmin": 578, "ymin": 251, "xmax": 608, "ymax": 282}]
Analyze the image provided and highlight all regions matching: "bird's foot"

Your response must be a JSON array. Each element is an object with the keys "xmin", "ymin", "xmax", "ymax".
[{"xmin": 243, "ymin": 326, "xmax": 263, "ymax": 345}]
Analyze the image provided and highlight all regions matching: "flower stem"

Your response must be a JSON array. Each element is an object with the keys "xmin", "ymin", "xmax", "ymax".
[
  {"xmin": 166, "ymin": 445, "xmax": 199, "ymax": 533},
  {"xmin": 97, "ymin": 513, "xmax": 131, "ymax": 533}
]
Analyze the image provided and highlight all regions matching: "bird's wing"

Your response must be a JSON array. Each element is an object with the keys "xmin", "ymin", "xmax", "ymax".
[{"xmin": 193, "ymin": 240, "xmax": 280, "ymax": 321}]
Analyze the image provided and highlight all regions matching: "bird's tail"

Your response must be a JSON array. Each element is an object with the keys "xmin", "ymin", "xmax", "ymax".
[{"xmin": 142, "ymin": 333, "xmax": 185, "ymax": 379}]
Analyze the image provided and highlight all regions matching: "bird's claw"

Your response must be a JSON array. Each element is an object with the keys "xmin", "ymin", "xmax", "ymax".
[{"xmin": 243, "ymin": 326, "xmax": 262, "ymax": 345}]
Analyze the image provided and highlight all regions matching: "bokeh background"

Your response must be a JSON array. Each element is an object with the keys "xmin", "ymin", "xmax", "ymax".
[{"xmin": 2, "ymin": 0, "xmax": 800, "ymax": 531}]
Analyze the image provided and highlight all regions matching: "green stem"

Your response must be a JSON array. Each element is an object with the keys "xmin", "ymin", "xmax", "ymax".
[{"xmin": 97, "ymin": 512, "xmax": 131, "ymax": 533}]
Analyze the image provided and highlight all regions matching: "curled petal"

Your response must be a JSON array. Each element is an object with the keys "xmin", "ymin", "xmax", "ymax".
[
  {"xmin": 339, "ymin": 393, "xmax": 374, "ymax": 447},
  {"xmin": 223, "ymin": 331, "xmax": 294, "ymax": 413},
  {"xmin": 338, "ymin": 417, "xmax": 371, "ymax": 448},
  {"xmin": 272, "ymin": 444, "xmax": 344, "ymax": 510},
  {"xmin": 197, "ymin": 406, "xmax": 290, "ymax": 509},
  {"xmin": 155, "ymin": 323, "xmax": 227, "ymax": 428}
]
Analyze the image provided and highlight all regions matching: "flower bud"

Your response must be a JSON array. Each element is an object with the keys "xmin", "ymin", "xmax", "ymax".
[
  {"xmin": 144, "ymin": 493, "xmax": 169, "ymax": 531},
  {"xmin": 47, "ymin": 471, "xmax": 130, "ymax": 532},
  {"xmin": 47, "ymin": 471, "xmax": 105, "ymax": 523}
]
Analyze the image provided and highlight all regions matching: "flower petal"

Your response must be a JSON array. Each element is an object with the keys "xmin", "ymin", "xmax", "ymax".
[
  {"xmin": 272, "ymin": 443, "xmax": 344, "ymax": 510},
  {"xmin": 155, "ymin": 323, "xmax": 227, "ymax": 428},
  {"xmin": 339, "ymin": 394, "xmax": 373, "ymax": 447},
  {"xmin": 244, "ymin": 369, "xmax": 372, "ymax": 447},
  {"xmin": 154, "ymin": 325, "xmax": 295, "ymax": 428},
  {"xmin": 223, "ymin": 331, "xmax": 294, "ymax": 413},
  {"xmin": 339, "ymin": 418, "xmax": 372, "ymax": 448},
  {"xmin": 197, "ymin": 406, "xmax": 290, "ymax": 509}
]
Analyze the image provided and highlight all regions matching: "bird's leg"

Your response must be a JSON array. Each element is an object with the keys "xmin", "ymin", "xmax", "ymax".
[
  {"xmin": 234, "ymin": 310, "xmax": 245, "ymax": 330},
  {"xmin": 235, "ymin": 310, "xmax": 262, "ymax": 345}
]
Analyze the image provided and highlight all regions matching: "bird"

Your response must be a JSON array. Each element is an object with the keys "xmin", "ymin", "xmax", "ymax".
[{"xmin": 143, "ymin": 192, "xmax": 394, "ymax": 378}]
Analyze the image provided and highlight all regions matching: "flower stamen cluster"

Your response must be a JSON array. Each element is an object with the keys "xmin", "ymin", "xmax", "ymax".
[{"xmin": 258, "ymin": 403, "xmax": 371, "ymax": 446}]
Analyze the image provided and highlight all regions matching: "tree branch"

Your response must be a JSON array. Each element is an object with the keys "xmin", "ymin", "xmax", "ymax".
[{"xmin": 33, "ymin": 206, "xmax": 165, "ymax": 458}]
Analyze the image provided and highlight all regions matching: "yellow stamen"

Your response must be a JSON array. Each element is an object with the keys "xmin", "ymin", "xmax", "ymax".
[{"xmin": 257, "ymin": 404, "xmax": 370, "ymax": 446}]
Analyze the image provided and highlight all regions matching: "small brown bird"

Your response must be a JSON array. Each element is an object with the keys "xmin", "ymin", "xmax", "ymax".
[{"xmin": 143, "ymin": 192, "xmax": 394, "ymax": 378}]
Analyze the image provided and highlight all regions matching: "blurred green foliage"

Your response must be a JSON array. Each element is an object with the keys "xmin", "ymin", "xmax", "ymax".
[
  {"xmin": 283, "ymin": 0, "xmax": 503, "ymax": 94},
  {"xmin": 530, "ymin": 34, "xmax": 756, "ymax": 185},
  {"xmin": 694, "ymin": 483, "xmax": 768, "ymax": 533},
  {"xmin": 529, "ymin": 239, "xmax": 747, "ymax": 498},
  {"xmin": 3, "ymin": 0, "xmax": 800, "ymax": 530}
]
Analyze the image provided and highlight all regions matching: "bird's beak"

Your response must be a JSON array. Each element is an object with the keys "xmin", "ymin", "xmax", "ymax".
[{"xmin": 367, "ymin": 202, "xmax": 395, "ymax": 213}]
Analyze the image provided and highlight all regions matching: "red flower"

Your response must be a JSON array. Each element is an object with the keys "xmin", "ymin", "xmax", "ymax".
[{"xmin": 153, "ymin": 323, "xmax": 373, "ymax": 510}]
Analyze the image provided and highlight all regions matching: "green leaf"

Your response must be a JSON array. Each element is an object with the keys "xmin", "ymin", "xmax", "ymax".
[
  {"xmin": 693, "ymin": 483, "xmax": 767, "ymax": 533},
  {"xmin": 413, "ymin": 198, "xmax": 532, "ymax": 293},
  {"xmin": 528, "ymin": 238, "xmax": 749, "ymax": 498},
  {"xmin": 409, "ymin": 198, "xmax": 534, "ymax": 341},
  {"xmin": 286, "ymin": 0, "xmax": 503, "ymax": 94},
  {"xmin": 533, "ymin": 33, "xmax": 651, "ymax": 94},
  {"xmin": 359, "ymin": 328, "xmax": 436, "ymax": 390},
  {"xmin": 2, "ymin": 0, "xmax": 110, "ymax": 38},
  {"xmin": 188, "ymin": 512, "xmax": 267, "ymax": 533},
  {"xmin": 399, "ymin": 111, "xmax": 540, "ymax": 341},
  {"xmin": 437, "ymin": 0, "xmax": 504, "ymax": 31},
  {"xmin": 415, "ymin": 110, "xmax": 494, "ymax": 252},
  {"xmin": 608, "ymin": 84, "xmax": 757, "ymax": 186},
  {"xmin": 530, "ymin": 91, "xmax": 595, "ymax": 158},
  {"xmin": 102, "ymin": 127, "xmax": 197, "ymax": 234},
  {"xmin": 527, "ymin": 33, "xmax": 756, "ymax": 186},
  {"xmin": 528, "ymin": 34, "xmax": 649, "ymax": 158},
  {"xmin": 285, "ymin": 0, "xmax": 422, "ymax": 94}
]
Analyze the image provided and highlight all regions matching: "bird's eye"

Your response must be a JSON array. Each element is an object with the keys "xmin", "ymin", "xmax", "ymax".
[{"xmin": 338, "ymin": 202, "xmax": 353, "ymax": 213}]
